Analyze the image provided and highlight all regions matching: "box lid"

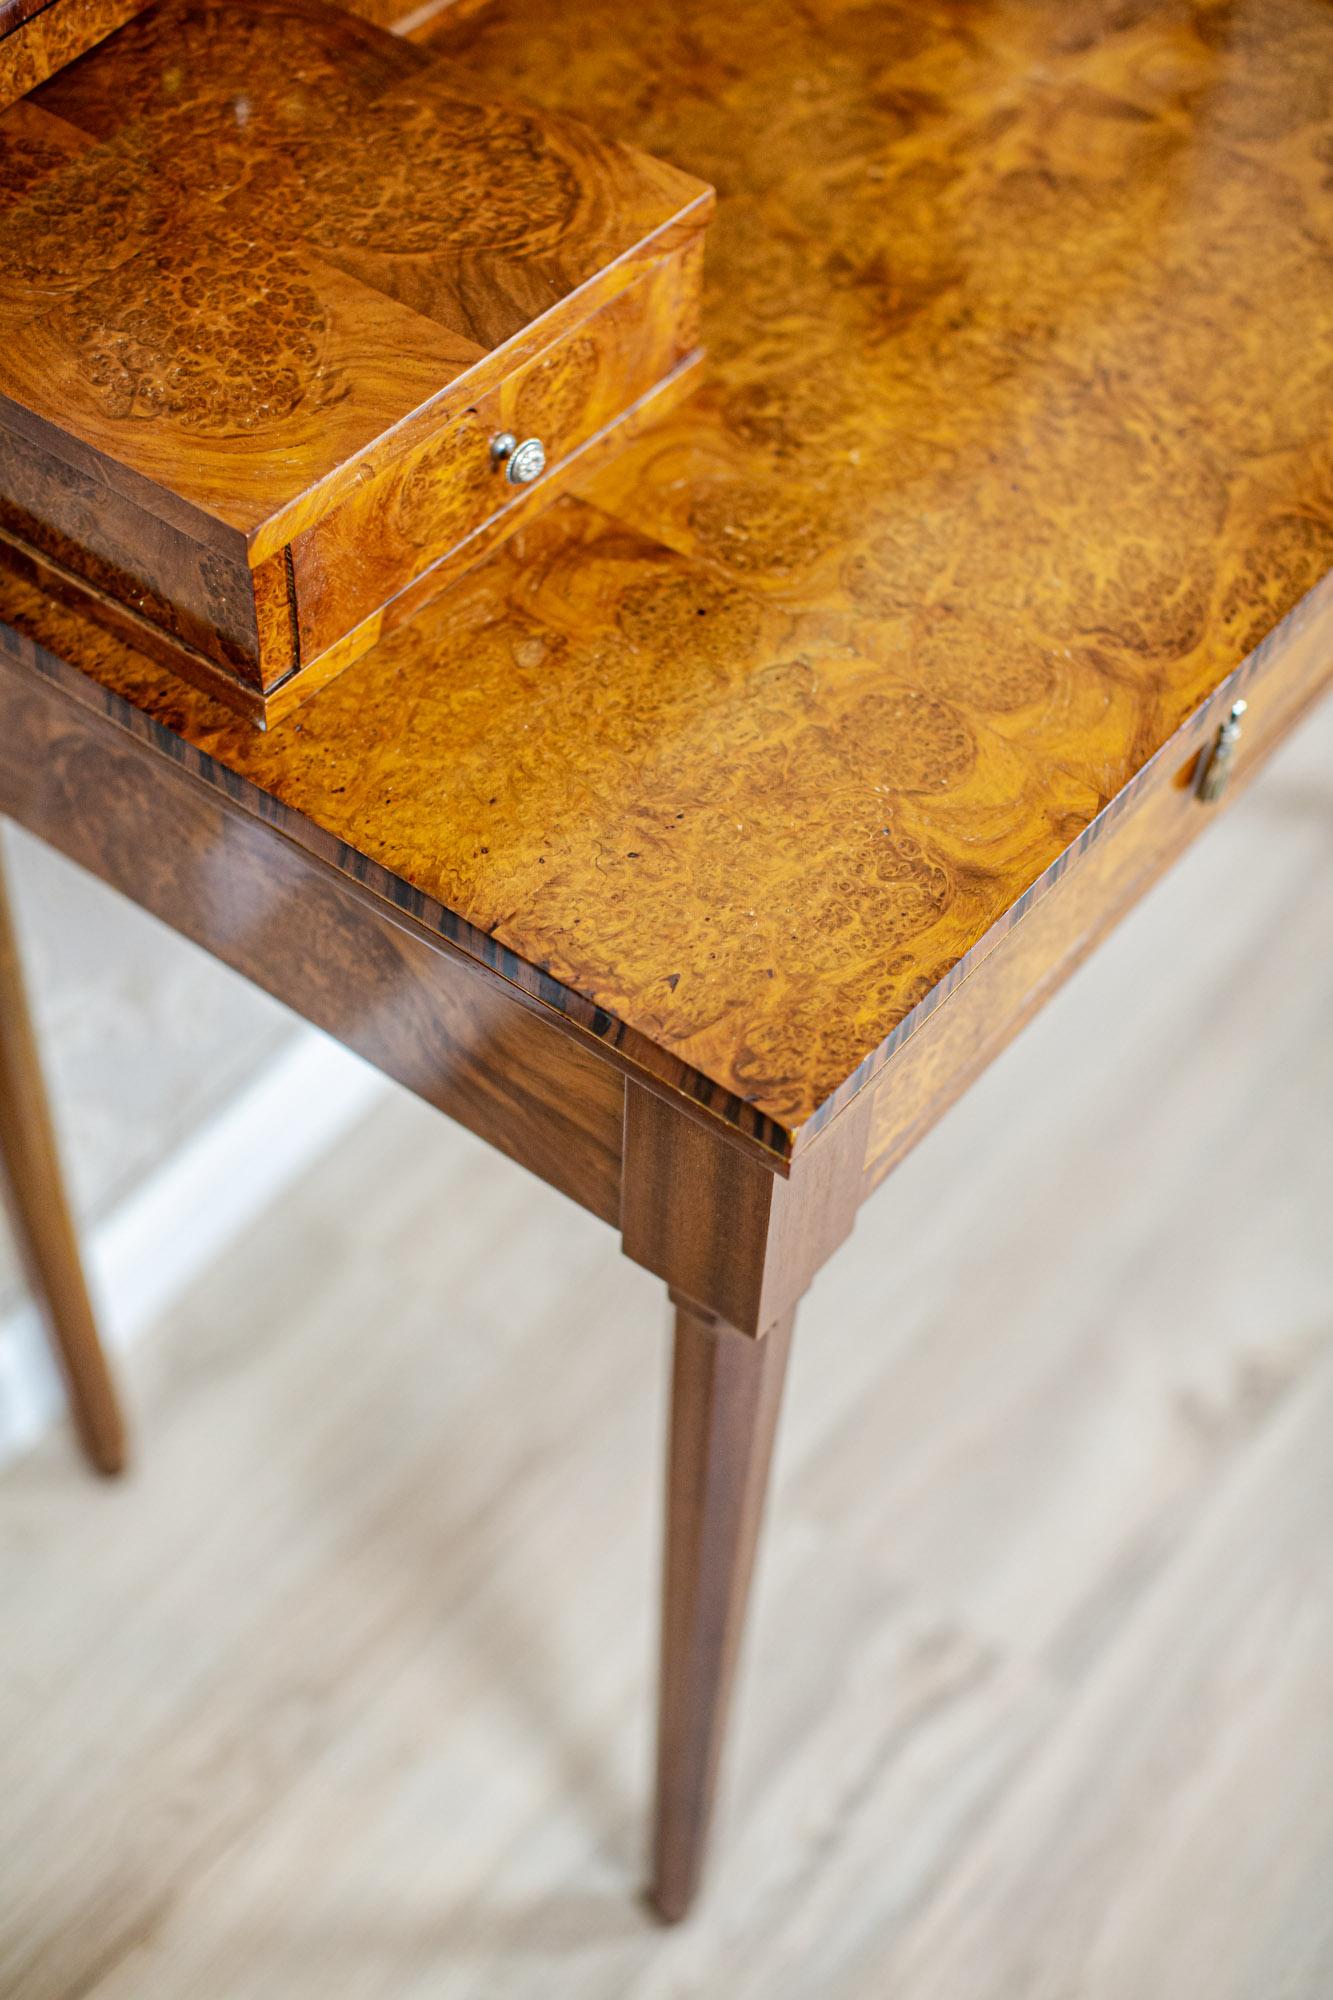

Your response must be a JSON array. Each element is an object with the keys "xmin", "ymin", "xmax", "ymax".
[{"xmin": 0, "ymin": 0, "xmax": 713, "ymax": 566}]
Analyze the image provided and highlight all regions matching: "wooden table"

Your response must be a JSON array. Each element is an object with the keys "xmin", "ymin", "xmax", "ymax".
[{"xmin": 1, "ymin": 0, "xmax": 1330, "ymax": 1925}]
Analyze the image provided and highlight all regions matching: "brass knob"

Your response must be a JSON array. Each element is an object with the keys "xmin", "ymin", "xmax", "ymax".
[{"xmin": 490, "ymin": 432, "xmax": 546, "ymax": 485}]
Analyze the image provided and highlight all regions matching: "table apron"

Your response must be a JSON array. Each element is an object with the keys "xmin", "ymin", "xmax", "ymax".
[
  {"xmin": 0, "ymin": 648, "xmax": 626, "ymax": 1228},
  {"xmin": 862, "ymin": 597, "xmax": 1333, "ymax": 1194}
]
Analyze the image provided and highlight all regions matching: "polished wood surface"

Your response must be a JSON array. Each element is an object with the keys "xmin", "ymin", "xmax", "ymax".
[
  {"xmin": 0, "ymin": 843, "xmax": 126, "ymax": 1474},
  {"xmin": 0, "ymin": 643, "xmax": 627, "ymax": 1226},
  {"xmin": 653, "ymin": 1300, "xmax": 794, "ymax": 1924},
  {"xmin": 0, "ymin": 0, "xmax": 711, "ymax": 717},
  {"xmin": 623, "ymin": 1080, "xmax": 871, "ymax": 1336},
  {"xmin": 0, "ymin": 0, "xmax": 147, "ymax": 108},
  {"xmin": 1, "ymin": 0, "xmax": 1331, "ymax": 1929},
  {"xmin": 1, "ymin": 0, "xmax": 1327, "ymax": 1144},
  {"xmin": 863, "ymin": 582, "xmax": 1333, "ymax": 1190}
]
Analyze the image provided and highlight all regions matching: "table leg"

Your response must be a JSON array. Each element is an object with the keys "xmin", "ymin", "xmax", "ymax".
[
  {"xmin": 622, "ymin": 1080, "xmax": 871, "ymax": 1916},
  {"xmin": 0, "ymin": 843, "xmax": 126, "ymax": 1474},
  {"xmin": 651, "ymin": 1295, "xmax": 795, "ymax": 1923}
]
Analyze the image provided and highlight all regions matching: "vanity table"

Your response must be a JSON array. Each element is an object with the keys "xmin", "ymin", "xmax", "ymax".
[{"xmin": 0, "ymin": 0, "xmax": 1329, "ymax": 1923}]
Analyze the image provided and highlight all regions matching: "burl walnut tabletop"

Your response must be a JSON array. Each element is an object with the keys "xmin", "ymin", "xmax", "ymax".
[{"xmin": 1, "ymin": 0, "xmax": 1330, "ymax": 1925}]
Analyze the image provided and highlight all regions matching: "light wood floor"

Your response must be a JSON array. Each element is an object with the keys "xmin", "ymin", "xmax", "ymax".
[{"xmin": 3, "ymin": 698, "xmax": 1333, "ymax": 2000}]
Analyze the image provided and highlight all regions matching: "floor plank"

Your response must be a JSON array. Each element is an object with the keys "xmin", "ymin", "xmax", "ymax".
[{"xmin": 878, "ymin": 1340, "xmax": 1333, "ymax": 2000}]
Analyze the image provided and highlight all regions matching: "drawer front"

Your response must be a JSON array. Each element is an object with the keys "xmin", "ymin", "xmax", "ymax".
[
  {"xmin": 286, "ymin": 240, "xmax": 702, "ymax": 672},
  {"xmin": 862, "ymin": 584, "xmax": 1333, "ymax": 1191}
]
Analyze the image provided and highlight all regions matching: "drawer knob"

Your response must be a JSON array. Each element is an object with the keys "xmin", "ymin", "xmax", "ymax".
[
  {"xmin": 1196, "ymin": 697, "xmax": 1247, "ymax": 803},
  {"xmin": 490, "ymin": 432, "xmax": 547, "ymax": 486}
]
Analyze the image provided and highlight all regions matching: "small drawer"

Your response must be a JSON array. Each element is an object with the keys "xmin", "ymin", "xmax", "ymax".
[
  {"xmin": 1068, "ymin": 585, "xmax": 1333, "ymax": 920},
  {"xmin": 863, "ymin": 583, "xmax": 1333, "ymax": 1191},
  {"xmin": 286, "ymin": 241, "xmax": 701, "ymax": 677}
]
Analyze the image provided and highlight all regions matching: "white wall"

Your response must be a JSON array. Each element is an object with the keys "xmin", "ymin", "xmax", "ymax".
[{"xmin": 0, "ymin": 824, "xmax": 386, "ymax": 1466}]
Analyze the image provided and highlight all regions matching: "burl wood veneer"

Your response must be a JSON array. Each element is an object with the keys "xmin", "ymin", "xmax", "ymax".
[
  {"xmin": 0, "ymin": 0, "xmax": 149, "ymax": 108},
  {"xmin": 1, "ymin": 0, "xmax": 1331, "ymax": 1924},
  {"xmin": 0, "ymin": 0, "xmax": 712, "ymax": 724},
  {"xmin": 2, "ymin": 0, "xmax": 1326, "ymax": 1145}
]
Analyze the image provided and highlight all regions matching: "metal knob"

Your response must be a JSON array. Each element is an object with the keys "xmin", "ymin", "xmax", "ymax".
[
  {"xmin": 1195, "ymin": 697, "xmax": 1246, "ymax": 803},
  {"xmin": 490, "ymin": 432, "xmax": 546, "ymax": 486}
]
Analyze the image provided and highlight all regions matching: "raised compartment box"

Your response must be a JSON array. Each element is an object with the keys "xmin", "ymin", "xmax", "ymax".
[{"xmin": 0, "ymin": 0, "xmax": 713, "ymax": 724}]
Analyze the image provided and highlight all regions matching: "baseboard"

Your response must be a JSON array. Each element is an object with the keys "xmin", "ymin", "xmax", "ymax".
[{"xmin": 0, "ymin": 1029, "xmax": 386, "ymax": 1469}]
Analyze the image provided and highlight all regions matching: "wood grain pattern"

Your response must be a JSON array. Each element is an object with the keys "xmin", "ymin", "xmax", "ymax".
[
  {"xmin": 0, "ymin": 412, "xmax": 277, "ymax": 677},
  {"xmin": 863, "ymin": 579, "xmax": 1333, "ymax": 1189},
  {"xmin": 0, "ymin": 0, "xmax": 147, "ymax": 109},
  {"xmin": 2, "ymin": 0, "xmax": 1331, "ymax": 1941},
  {"xmin": 5, "ymin": 529, "xmax": 1327, "ymax": 1169},
  {"xmin": 0, "ymin": 0, "xmax": 1329, "ymax": 1153},
  {"xmin": 0, "ymin": 351, "xmax": 707, "ymax": 730},
  {"xmin": 0, "ymin": 0, "xmax": 711, "ymax": 717},
  {"xmin": 622, "ymin": 1080, "xmax": 871, "ymax": 1335},
  {"xmin": 0, "ymin": 0, "xmax": 55, "ymax": 26},
  {"xmin": 0, "ymin": 840, "xmax": 126, "ymax": 1473},
  {"xmin": 286, "ymin": 243, "xmax": 702, "ymax": 669},
  {"xmin": 0, "ymin": 641, "xmax": 627, "ymax": 1226},
  {"xmin": 653, "ymin": 1300, "xmax": 794, "ymax": 1923}
]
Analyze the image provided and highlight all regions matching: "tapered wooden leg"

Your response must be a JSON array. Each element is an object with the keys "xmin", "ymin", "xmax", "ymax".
[
  {"xmin": 0, "ymin": 847, "xmax": 126, "ymax": 1474},
  {"xmin": 651, "ymin": 1296, "xmax": 795, "ymax": 1923},
  {"xmin": 623, "ymin": 1081, "xmax": 868, "ymax": 1914}
]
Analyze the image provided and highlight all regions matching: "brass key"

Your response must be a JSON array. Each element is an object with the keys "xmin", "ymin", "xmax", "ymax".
[{"xmin": 1196, "ymin": 698, "xmax": 1247, "ymax": 803}]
